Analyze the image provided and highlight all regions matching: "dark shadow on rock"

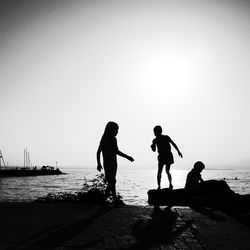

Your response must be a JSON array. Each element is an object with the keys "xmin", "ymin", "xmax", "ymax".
[
  {"xmin": 131, "ymin": 206, "xmax": 192, "ymax": 249},
  {"xmin": 235, "ymin": 212, "xmax": 250, "ymax": 228},
  {"xmin": 220, "ymin": 194, "xmax": 250, "ymax": 227},
  {"xmin": 190, "ymin": 206, "xmax": 227, "ymax": 222},
  {"xmin": 16, "ymin": 206, "xmax": 114, "ymax": 249},
  {"xmin": 72, "ymin": 238, "xmax": 103, "ymax": 249}
]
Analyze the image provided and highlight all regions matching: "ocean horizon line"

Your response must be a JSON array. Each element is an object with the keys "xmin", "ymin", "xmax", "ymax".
[{"xmin": 58, "ymin": 166, "xmax": 250, "ymax": 171}]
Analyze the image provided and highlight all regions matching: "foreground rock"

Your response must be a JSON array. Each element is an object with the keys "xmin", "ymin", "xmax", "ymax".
[{"xmin": 148, "ymin": 180, "xmax": 250, "ymax": 227}]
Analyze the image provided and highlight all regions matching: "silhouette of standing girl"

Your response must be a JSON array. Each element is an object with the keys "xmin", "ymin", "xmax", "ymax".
[{"xmin": 97, "ymin": 121, "xmax": 134, "ymax": 202}]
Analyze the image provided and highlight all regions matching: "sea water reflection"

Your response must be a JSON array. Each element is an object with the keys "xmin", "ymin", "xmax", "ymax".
[{"xmin": 0, "ymin": 168, "xmax": 249, "ymax": 205}]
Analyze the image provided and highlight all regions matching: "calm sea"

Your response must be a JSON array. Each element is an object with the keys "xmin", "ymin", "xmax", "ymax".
[{"xmin": 0, "ymin": 167, "xmax": 250, "ymax": 205}]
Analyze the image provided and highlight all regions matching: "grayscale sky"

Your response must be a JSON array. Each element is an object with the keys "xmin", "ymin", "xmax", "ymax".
[{"xmin": 1, "ymin": 0, "xmax": 250, "ymax": 169}]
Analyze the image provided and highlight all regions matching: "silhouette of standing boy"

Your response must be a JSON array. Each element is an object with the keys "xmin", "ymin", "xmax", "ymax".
[
  {"xmin": 97, "ymin": 121, "xmax": 134, "ymax": 202},
  {"xmin": 151, "ymin": 125, "xmax": 183, "ymax": 190}
]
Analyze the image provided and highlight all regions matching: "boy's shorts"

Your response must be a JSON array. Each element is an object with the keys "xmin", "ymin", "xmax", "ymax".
[{"xmin": 158, "ymin": 151, "xmax": 174, "ymax": 165}]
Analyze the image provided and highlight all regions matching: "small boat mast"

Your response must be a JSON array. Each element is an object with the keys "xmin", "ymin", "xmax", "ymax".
[
  {"xmin": 24, "ymin": 148, "xmax": 32, "ymax": 168},
  {"xmin": 0, "ymin": 150, "xmax": 6, "ymax": 170}
]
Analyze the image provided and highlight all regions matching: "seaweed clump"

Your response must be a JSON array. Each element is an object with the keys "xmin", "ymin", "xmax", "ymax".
[{"xmin": 35, "ymin": 173, "xmax": 124, "ymax": 205}]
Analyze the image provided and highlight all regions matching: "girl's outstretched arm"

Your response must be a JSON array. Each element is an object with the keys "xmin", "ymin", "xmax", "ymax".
[
  {"xmin": 169, "ymin": 138, "xmax": 183, "ymax": 158},
  {"xmin": 114, "ymin": 138, "xmax": 134, "ymax": 162},
  {"xmin": 96, "ymin": 144, "xmax": 103, "ymax": 171},
  {"xmin": 117, "ymin": 150, "xmax": 134, "ymax": 162}
]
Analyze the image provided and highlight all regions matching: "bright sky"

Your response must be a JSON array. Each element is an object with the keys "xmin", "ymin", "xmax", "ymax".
[{"xmin": 1, "ymin": 0, "xmax": 250, "ymax": 169}]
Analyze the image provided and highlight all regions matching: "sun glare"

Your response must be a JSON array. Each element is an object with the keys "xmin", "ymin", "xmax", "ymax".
[{"xmin": 134, "ymin": 48, "xmax": 205, "ymax": 102}]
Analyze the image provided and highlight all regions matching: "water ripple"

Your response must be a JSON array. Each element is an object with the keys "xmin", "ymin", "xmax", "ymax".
[{"xmin": 0, "ymin": 168, "xmax": 250, "ymax": 203}]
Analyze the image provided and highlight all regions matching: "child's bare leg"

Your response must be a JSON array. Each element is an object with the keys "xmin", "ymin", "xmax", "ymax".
[
  {"xmin": 110, "ymin": 179, "xmax": 117, "ymax": 199},
  {"xmin": 166, "ymin": 166, "xmax": 173, "ymax": 189},
  {"xmin": 157, "ymin": 164, "xmax": 164, "ymax": 189},
  {"xmin": 105, "ymin": 184, "xmax": 111, "ymax": 199}
]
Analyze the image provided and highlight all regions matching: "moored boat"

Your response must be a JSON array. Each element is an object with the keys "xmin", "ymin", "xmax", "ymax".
[
  {"xmin": 0, "ymin": 149, "xmax": 64, "ymax": 177},
  {"xmin": 0, "ymin": 167, "xmax": 64, "ymax": 177}
]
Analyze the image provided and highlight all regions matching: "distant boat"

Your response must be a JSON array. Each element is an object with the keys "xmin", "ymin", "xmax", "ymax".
[{"xmin": 0, "ymin": 149, "xmax": 64, "ymax": 177}]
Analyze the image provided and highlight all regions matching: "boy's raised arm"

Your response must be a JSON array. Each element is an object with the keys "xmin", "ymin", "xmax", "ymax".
[
  {"xmin": 169, "ymin": 138, "xmax": 183, "ymax": 158},
  {"xmin": 151, "ymin": 139, "xmax": 156, "ymax": 152}
]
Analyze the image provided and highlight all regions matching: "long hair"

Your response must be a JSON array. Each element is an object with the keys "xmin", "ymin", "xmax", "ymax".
[{"xmin": 101, "ymin": 121, "xmax": 119, "ymax": 141}]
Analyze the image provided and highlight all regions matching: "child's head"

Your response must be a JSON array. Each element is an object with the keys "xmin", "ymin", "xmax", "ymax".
[
  {"xmin": 193, "ymin": 161, "xmax": 205, "ymax": 173},
  {"xmin": 153, "ymin": 125, "xmax": 162, "ymax": 137},
  {"xmin": 103, "ymin": 121, "xmax": 119, "ymax": 137}
]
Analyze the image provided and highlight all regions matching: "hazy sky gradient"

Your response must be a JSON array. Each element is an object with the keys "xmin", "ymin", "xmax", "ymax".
[{"xmin": 1, "ymin": 0, "xmax": 250, "ymax": 169}]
